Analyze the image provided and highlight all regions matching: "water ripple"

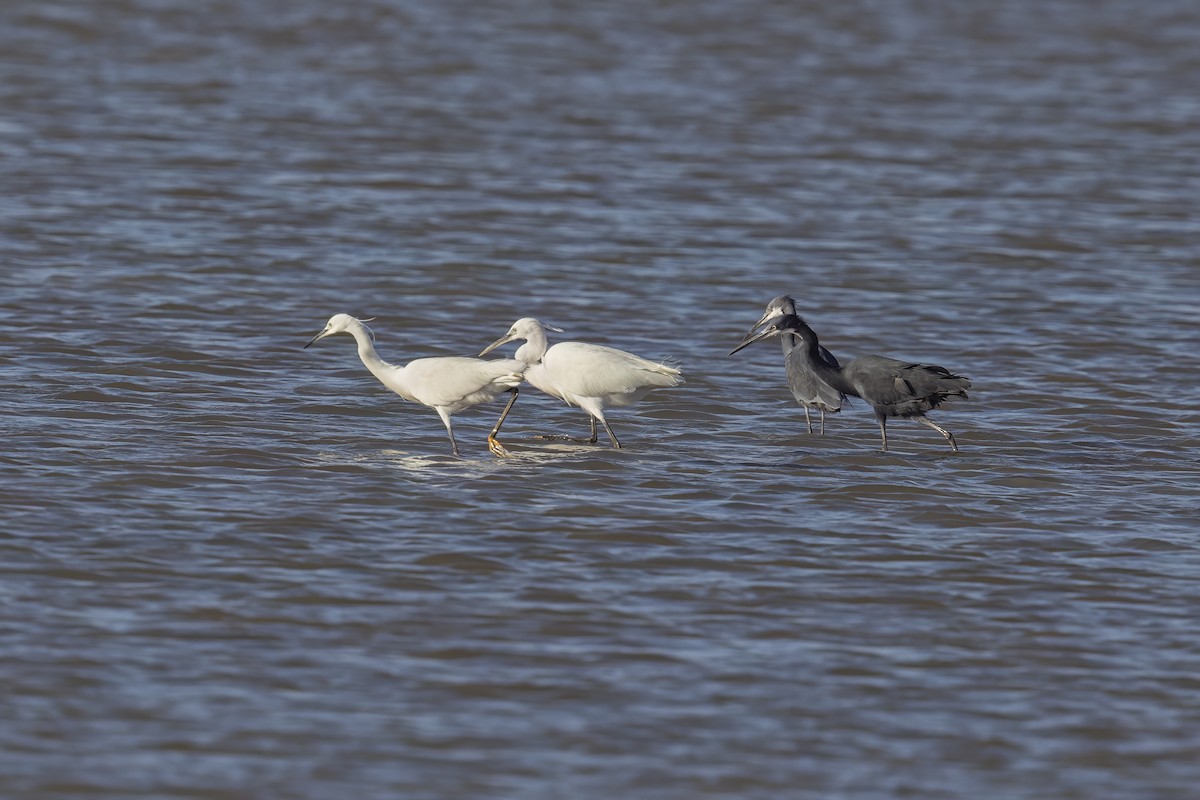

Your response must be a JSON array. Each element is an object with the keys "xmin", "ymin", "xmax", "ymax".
[{"xmin": 2, "ymin": 0, "xmax": 1199, "ymax": 797}]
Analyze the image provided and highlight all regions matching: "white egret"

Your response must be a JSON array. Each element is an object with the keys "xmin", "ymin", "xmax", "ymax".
[
  {"xmin": 732, "ymin": 314, "xmax": 971, "ymax": 452},
  {"xmin": 745, "ymin": 295, "xmax": 844, "ymax": 434},
  {"xmin": 479, "ymin": 317, "xmax": 683, "ymax": 449},
  {"xmin": 305, "ymin": 314, "xmax": 524, "ymax": 457}
]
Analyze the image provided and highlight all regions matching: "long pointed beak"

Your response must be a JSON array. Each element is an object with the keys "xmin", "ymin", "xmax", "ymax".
[
  {"xmin": 729, "ymin": 326, "xmax": 778, "ymax": 356},
  {"xmin": 303, "ymin": 330, "xmax": 328, "ymax": 349},
  {"xmin": 745, "ymin": 310, "xmax": 775, "ymax": 338},
  {"xmin": 479, "ymin": 333, "xmax": 514, "ymax": 357}
]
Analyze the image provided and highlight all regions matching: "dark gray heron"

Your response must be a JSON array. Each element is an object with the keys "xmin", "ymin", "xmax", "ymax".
[
  {"xmin": 732, "ymin": 314, "xmax": 971, "ymax": 452},
  {"xmin": 746, "ymin": 295, "xmax": 844, "ymax": 434},
  {"xmin": 305, "ymin": 314, "xmax": 524, "ymax": 457}
]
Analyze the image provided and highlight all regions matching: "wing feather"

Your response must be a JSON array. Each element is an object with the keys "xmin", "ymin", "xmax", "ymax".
[
  {"xmin": 543, "ymin": 342, "xmax": 683, "ymax": 401},
  {"xmin": 400, "ymin": 357, "xmax": 523, "ymax": 410}
]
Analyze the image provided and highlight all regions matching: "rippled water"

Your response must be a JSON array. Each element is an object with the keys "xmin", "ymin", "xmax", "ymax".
[{"xmin": 3, "ymin": 0, "xmax": 1199, "ymax": 797}]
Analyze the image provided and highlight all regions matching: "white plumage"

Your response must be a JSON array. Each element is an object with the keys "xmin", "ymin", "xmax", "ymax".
[
  {"xmin": 305, "ymin": 314, "xmax": 523, "ymax": 456},
  {"xmin": 479, "ymin": 317, "xmax": 683, "ymax": 448}
]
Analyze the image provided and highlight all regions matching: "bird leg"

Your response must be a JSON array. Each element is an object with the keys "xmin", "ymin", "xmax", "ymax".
[
  {"xmin": 588, "ymin": 415, "xmax": 599, "ymax": 444},
  {"xmin": 819, "ymin": 410, "xmax": 826, "ymax": 436},
  {"xmin": 435, "ymin": 408, "xmax": 461, "ymax": 456},
  {"xmin": 487, "ymin": 388, "xmax": 519, "ymax": 458},
  {"xmin": 878, "ymin": 417, "xmax": 889, "ymax": 452},
  {"xmin": 803, "ymin": 407, "xmax": 814, "ymax": 435},
  {"xmin": 917, "ymin": 416, "xmax": 959, "ymax": 452},
  {"xmin": 599, "ymin": 417, "xmax": 622, "ymax": 449}
]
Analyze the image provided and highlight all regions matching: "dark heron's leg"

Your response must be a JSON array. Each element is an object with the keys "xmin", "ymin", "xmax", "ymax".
[
  {"xmin": 588, "ymin": 415, "xmax": 599, "ymax": 444},
  {"xmin": 877, "ymin": 415, "xmax": 889, "ymax": 452},
  {"xmin": 803, "ymin": 406, "xmax": 813, "ymax": 435},
  {"xmin": 819, "ymin": 410, "xmax": 826, "ymax": 436},
  {"xmin": 436, "ymin": 409, "xmax": 460, "ymax": 456},
  {"xmin": 487, "ymin": 387, "xmax": 519, "ymax": 457},
  {"xmin": 599, "ymin": 417, "xmax": 621, "ymax": 449},
  {"xmin": 917, "ymin": 416, "xmax": 959, "ymax": 452}
]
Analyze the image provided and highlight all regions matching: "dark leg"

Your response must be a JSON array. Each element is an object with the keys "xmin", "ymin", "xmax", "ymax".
[
  {"xmin": 599, "ymin": 417, "xmax": 621, "ymax": 449},
  {"xmin": 917, "ymin": 416, "xmax": 959, "ymax": 452},
  {"xmin": 819, "ymin": 410, "xmax": 826, "ymax": 436},
  {"xmin": 588, "ymin": 415, "xmax": 599, "ymax": 444},
  {"xmin": 487, "ymin": 388, "xmax": 519, "ymax": 457},
  {"xmin": 878, "ymin": 415, "xmax": 888, "ymax": 452},
  {"xmin": 436, "ymin": 409, "xmax": 460, "ymax": 456},
  {"xmin": 803, "ymin": 406, "xmax": 813, "ymax": 435}
]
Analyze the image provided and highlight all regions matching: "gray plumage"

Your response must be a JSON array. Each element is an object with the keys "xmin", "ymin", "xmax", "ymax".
[
  {"xmin": 733, "ymin": 314, "xmax": 971, "ymax": 452},
  {"xmin": 748, "ymin": 295, "xmax": 844, "ymax": 434}
]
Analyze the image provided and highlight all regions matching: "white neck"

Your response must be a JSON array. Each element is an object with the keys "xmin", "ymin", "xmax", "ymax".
[
  {"xmin": 347, "ymin": 321, "xmax": 398, "ymax": 385},
  {"xmin": 514, "ymin": 326, "xmax": 550, "ymax": 364}
]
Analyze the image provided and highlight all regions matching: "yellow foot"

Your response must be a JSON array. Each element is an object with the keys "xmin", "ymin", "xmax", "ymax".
[{"xmin": 487, "ymin": 436, "xmax": 512, "ymax": 458}]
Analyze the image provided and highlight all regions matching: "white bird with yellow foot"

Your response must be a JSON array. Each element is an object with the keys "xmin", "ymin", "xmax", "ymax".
[
  {"xmin": 479, "ymin": 317, "xmax": 683, "ymax": 448},
  {"xmin": 305, "ymin": 314, "xmax": 523, "ymax": 457}
]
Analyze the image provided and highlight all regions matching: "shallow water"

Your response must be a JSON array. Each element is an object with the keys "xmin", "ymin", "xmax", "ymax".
[{"xmin": 2, "ymin": 0, "xmax": 1199, "ymax": 797}]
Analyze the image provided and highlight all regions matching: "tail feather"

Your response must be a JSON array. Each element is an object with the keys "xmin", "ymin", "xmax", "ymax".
[
  {"xmin": 644, "ymin": 357, "xmax": 684, "ymax": 387},
  {"xmin": 887, "ymin": 364, "xmax": 971, "ymax": 417}
]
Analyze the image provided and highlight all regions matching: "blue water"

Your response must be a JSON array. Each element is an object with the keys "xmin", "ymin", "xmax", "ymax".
[{"xmin": 2, "ymin": 1, "xmax": 1198, "ymax": 797}]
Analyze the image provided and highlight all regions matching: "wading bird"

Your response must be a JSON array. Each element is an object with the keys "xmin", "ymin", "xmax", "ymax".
[
  {"xmin": 745, "ymin": 295, "xmax": 844, "ymax": 434},
  {"xmin": 479, "ymin": 317, "xmax": 683, "ymax": 449},
  {"xmin": 305, "ymin": 314, "xmax": 523, "ymax": 457},
  {"xmin": 732, "ymin": 314, "xmax": 970, "ymax": 452}
]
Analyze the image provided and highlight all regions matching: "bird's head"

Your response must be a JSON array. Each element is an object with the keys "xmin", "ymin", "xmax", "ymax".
[
  {"xmin": 304, "ymin": 314, "xmax": 373, "ymax": 349},
  {"xmin": 749, "ymin": 295, "xmax": 797, "ymax": 333},
  {"xmin": 479, "ymin": 317, "xmax": 563, "ymax": 357},
  {"xmin": 730, "ymin": 313, "xmax": 805, "ymax": 355}
]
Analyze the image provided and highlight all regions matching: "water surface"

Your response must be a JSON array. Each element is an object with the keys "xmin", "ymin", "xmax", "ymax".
[{"xmin": 2, "ymin": 1, "xmax": 1198, "ymax": 797}]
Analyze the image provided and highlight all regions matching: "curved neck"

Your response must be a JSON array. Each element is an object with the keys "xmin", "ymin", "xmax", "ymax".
[
  {"xmin": 793, "ymin": 322, "xmax": 853, "ymax": 395},
  {"xmin": 514, "ymin": 327, "xmax": 550, "ymax": 364},
  {"xmin": 781, "ymin": 331, "xmax": 797, "ymax": 355},
  {"xmin": 779, "ymin": 301, "xmax": 798, "ymax": 353},
  {"xmin": 347, "ymin": 322, "xmax": 397, "ymax": 383}
]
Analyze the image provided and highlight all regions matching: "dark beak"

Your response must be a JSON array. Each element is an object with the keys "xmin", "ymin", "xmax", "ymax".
[
  {"xmin": 745, "ymin": 309, "xmax": 775, "ymax": 339},
  {"xmin": 303, "ymin": 331, "xmax": 326, "ymax": 349},
  {"xmin": 729, "ymin": 327, "xmax": 777, "ymax": 356}
]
